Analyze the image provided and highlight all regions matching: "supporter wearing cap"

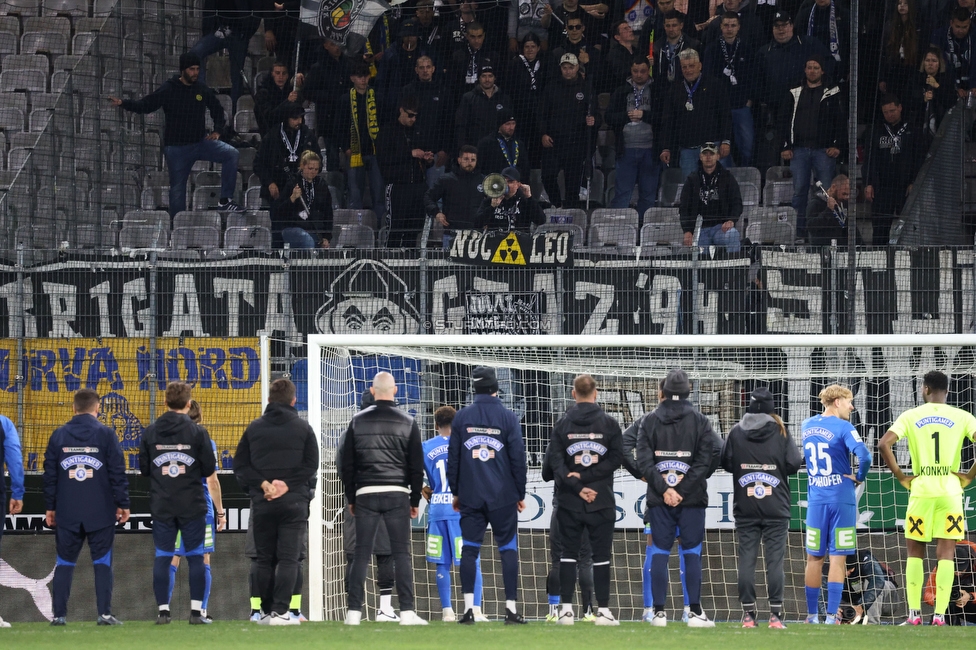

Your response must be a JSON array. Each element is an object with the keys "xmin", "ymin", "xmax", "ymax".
[
  {"xmin": 678, "ymin": 141, "xmax": 743, "ymax": 252},
  {"xmin": 455, "ymin": 58, "xmax": 514, "ymax": 150},
  {"xmin": 476, "ymin": 163, "xmax": 546, "ymax": 231},
  {"xmin": 539, "ymin": 50, "xmax": 596, "ymax": 208}
]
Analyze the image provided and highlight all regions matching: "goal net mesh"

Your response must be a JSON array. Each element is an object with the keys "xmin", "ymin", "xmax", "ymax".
[{"xmin": 307, "ymin": 336, "xmax": 976, "ymax": 622}]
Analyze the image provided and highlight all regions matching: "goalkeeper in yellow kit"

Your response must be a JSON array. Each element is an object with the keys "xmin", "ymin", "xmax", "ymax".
[{"xmin": 879, "ymin": 370, "xmax": 976, "ymax": 626}]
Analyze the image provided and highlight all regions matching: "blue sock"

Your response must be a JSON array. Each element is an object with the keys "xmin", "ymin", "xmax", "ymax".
[
  {"xmin": 435, "ymin": 564, "xmax": 452, "ymax": 609},
  {"xmin": 642, "ymin": 546, "xmax": 653, "ymax": 608},
  {"xmin": 679, "ymin": 551, "xmax": 690, "ymax": 607},
  {"xmin": 202, "ymin": 564, "xmax": 212, "ymax": 612},
  {"xmin": 167, "ymin": 564, "xmax": 177, "ymax": 605},
  {"xmin": 826, "ymin": 581, "xmax": 843, "ymax": 618},
  {"xmin": 473, "ymin": 557, "xmax": 484, "ymax": 607},
  {"xmin": 805, "ymin": 586, "xmax": 820, "ymax": 616},
  {"xmin": 548, "ymin": 593, "xmax": 560, "ymax": 606}
]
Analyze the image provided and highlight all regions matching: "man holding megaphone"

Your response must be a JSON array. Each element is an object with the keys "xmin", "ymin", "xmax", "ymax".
[{"xmin": 477, "ymin": 167, "xmax": 546, "ymax": 232}]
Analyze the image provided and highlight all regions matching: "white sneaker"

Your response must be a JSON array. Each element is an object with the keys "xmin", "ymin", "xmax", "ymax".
[
  {"xmin": 650, "ymin": 611, "xmax": 667, "ymax": 627},
  {"xmin": 682, "ymin": 606, "xmax": 691, "ymax": 623},
  {"xmin": 442, "ymin": 608, "xmax": 456, "ymax": 622},
  {"xmin": 375, "ymin": 610, "xmax": 400, "ymax": 622},
  {"xmin": 399, "ymin": 610, "xmax": 429, "ymax": 626},
  {"xmin": 269, "ymin": 612, "xmax": 300, "ymax": 626},
  {"xmin": 344, "ymin": 610, "xmax": 362, "ymax": 626},
  {"xmin": 687, "ymin": 610, "xmax": 716, "ymax": 628},
  {"xmin": 0, "ymin": 615, "xmax": 10, "ymax": 628},
  {"xmin": 557, "ymin": 611, "xmax": 574, "ymax": 625},
  {"xmin": 256, "ymin": 613, "xmax": 272, "ymax": 625},
  {"xmin": 472, "ymin": 607, "xmax": 490, "ymax": 623},
  {"xmin": 594, "ymin": 610, "xmax": 620, "ymax": 626}
]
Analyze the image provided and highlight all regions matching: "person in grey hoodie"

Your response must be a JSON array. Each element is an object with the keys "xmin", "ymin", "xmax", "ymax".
[{"xmin": 720, "ymin": 386, "xmax": 803, "ymax": 629}]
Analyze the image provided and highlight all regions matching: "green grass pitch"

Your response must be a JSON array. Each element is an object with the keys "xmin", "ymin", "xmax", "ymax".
[{"xmin": 3, "ymin": 621, "xmax": 974, "ymax": 649}]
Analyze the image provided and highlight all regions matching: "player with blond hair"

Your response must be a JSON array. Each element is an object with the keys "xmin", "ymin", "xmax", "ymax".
[{"xmin": 801, "ymin": 384, "xmax": 871, "ymax": 624}]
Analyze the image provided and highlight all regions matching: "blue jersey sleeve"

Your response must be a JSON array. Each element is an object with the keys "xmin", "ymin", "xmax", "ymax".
[
  {"xmin": 843, "ymin": 426, "xmax": 872, "ymax": 482},
  {"xmin": 2, "ymin": 416, "xmax": 24, "ymax": 499}
]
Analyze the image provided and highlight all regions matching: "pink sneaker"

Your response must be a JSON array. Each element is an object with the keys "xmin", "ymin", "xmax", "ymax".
[
  {"xmin": 931, "ymin": 615, "xmax": 945, "ymax": 626},
  {"xmin": 768, "ymin": 613, "xmax": 786, "ymax": 629},
  {"xmin": 741, "ymin": 613, "xmax": 756, "ymax": 628},
  {"xmin": 900, "ymin": 615, "xmax": 922, "ymax": 626}
]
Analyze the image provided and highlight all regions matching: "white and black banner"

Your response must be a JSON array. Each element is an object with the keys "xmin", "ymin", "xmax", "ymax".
[{"xmin": 0, "ymin": 248, "xmax": 971, "ymax": 340}]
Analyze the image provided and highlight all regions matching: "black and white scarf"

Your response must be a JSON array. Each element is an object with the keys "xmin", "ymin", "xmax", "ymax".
[
  {"xmin": 699, "ymin": 169, "xmax": 720, "ymax": 205},
  {"xmin": 520, "ymin": 54, "xmax": 541, "ymax": 90},
  {"xmin": 808, "ymin": 0, "xmax": 840, "ymax": 62}
]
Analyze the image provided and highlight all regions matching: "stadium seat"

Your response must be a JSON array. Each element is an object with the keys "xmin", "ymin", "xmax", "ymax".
[
  {"xmin": 727, "ymin": 166, "xmax": 762, "ymax": 193},
  {"xmin": 41, "ymin": 0, "xmax": 86, "ymax": 15},
  {"xmin": 642, "ymin": 207, "xmax": 680, "ymax": 226},
  {"xmin": 7, "ymin": 146, "xmax": 31, "ymax": 170},
  {"xmin": 0, "ymin": 31, "xmax": 16, "ymax": 56},
  {"xmin": 332, "ymin": 223, "xmax": 374, "ymax": 249},
  {"xmin": 658, "ymin": 168, "xmax": 685, "ymax": 207},
  {"xmin": 588, "ymin": 223, "xmax": 637, "ymax": 248},
  {"xmin": 0, "ymin": 54, "xmax": 47, "ymax": 91},
  {"xmin": 174, "ymin": 210, "xmax": 221, "ymax": 232},
  {"xmin": 170, "ymin": 225, "xmax": 220, "ymax": 250},
  {"xmin": 590, "ymin": 207, "xmax": 639, "ymax": 229},
  {"xmin": 119, "ymin": 224, "xmax": 168, "ymax": 248},
  {"xmin": 334, "ymin": 208, "xmax": 377, "ymax": 231},
  {"xmin": 544, "ymin": 207, "xmax": 587, "ymax": 230},
  {"xmin": 640, "ymin": 222, "xmax": 685, "ymax": 247},
  {"xmin": 745, "ymin": 220, "xmax": 794, "ymax": 245},
  {"xmin": 763, "ymin": 166, "xmax": 794, "ymax": 206},
  {"xmin": 234, "ymin": 109, "xmax": 259, "ymax": 133},
  {"xmin": 534, "ymin": 222, "xmax": 585, "ymax": 248},
  {"xmin": 226, "ymin": 210, "xmax": 271, "ymax": 231},
  {"xmin": 21, "ymin": 30, "xmax": 68, "ymax": 56},
  {"xmin": 224, "ymin": 225, "xmax": 271, "ymax": 250},
  {"xmin": 761, "ymin": 206, "xmax": 798, "ymax": 234},
  {"xmin": 244, "ymin": 186, "xmax": 264, "ymax": 210},
  {"xmin": 739, "ymin": 181, "xmax": 760, "ymax": 206},
  {"xmin": 191, "ymin": 186, "xmax": 221, "ymax": 211},
  {"xmin": 0, "ymin": 0, "xmax": 40, "ymax": 16}
]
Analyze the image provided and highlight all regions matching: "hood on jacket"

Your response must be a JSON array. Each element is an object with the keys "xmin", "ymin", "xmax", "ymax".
[
  {"xmin": 738, "ymin": 412, "xmax": 785, "ymax": 443},
  {"xmin": 61, "ymin": 413, "xmax": 103, "ymax": 440},
  {"xmin": 152, "ymin": 410, "xmax": 194, "ymax": 437},
  {"xmin": 262, "ymin": 401, "xmax": 300, "ymax": 425},
  {"xmin": 564, "ymin": 402, "xmax": 605, "ymax": 427},
  {"xmin": 653, "ymin": 398, "xmax": 696, "ymax": 424}
]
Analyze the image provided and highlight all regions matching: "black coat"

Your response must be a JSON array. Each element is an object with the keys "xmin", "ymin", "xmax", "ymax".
[
  {"xmin": 401, "ymin": 78, "xmax": 453, "ymax": 154},
  {"xmin": 423, "ymin": 167, "xmax": 485, "ymax": 230},
  {"xmin": 546, "ymin": 402, "xmax": 623, "ymax": 512},
  {"xmin": 538, "ymin": 74, "xmax": 594, "ymax": 141},
  {"xmin": 376, "ymin": 121, "xmax": 431, "ymax": 185},
  {"xmin": 121, "ymin": 75, "xmax": 225, "ymax": 146},
  {"xmin": 679, "ymin": 162, "xmax": 743, "ymax": 231},
  {"xmin": 477, "ymin": 190, "xmax": 546, "ymax": 231},
  {"xmin": 636, "ymin": 398, "xmax": 722, "ymax": 509},
  {"xmin": 661, "ymin": 73, "xmax": 732, "ymax": 153},
  {"xmin": 302, "ymin": 50, "xmax": 351, "ymax": 140},
  {"xmin": 340, "ymin": 400, "xmax": 424, "ymax": 507},
  {"xmin": 254, "ymin": 74, "xmax": 297, "ymax": 136},
  {"xmin": 477, "ymin": 132, "xmax": 530, "ymax": 179},
  {"xmin": 778, "ymin": 83, "xmax": 846, "ymax": 151},
  {"xmin": 455, "ymin": 86, "xmax": 514, "ymax": 150},
  {"xmin": 254, "ymin": 122, "xmax": 320, "ymax": 200},
  {"xmin": 234, "ymin": 401, "xmax": 318, "ymax": 502},
  {"xmin": 139, "ymin": 411, "xmax": 216, "ymax": 521},
  {"xmin": 273, "ymin": 175, "xmax": 333, "ymax": 242},
  {"xmin": 720, "ymin": 413, "xmax": 803, "ymax": 521}
]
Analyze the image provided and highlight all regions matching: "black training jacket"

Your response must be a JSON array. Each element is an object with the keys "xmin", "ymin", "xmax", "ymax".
[
  {"xmin": 139, "ymin": 411, "xmax": 216, "ymax": 520},
  {"xmin": 546, "ymin": 402, "xmax": 623, "ymax": 513},
  {"xmin": 234, "ymin": 401, "xmax": 319, "ymax": 503}
]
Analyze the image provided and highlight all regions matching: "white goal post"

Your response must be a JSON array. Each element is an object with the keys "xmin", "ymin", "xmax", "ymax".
[{"xmin": 306, "ymin": 333, "xmax": 976, "ymax": 622}]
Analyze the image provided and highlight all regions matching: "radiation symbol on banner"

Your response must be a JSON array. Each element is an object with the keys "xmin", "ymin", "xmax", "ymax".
[{"xmin": 491, "ymin": 232, "xmax": 526, "ymax": 265}]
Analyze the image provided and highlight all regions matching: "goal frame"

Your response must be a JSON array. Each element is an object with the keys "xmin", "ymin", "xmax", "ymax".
[{"xmin": 305, "ymin": 332, "xmax": 976, "ymax": 621}]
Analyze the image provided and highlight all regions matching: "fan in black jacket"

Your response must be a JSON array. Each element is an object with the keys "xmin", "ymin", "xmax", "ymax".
[
  {"xmin": 636, "ymin": 368, "xmax": 722, "ymax": 627},
  {"xmin": 476, "ymin": 166, "xmax": 546, "ymax": 231},
  {"xmin": 139, "ymin": 381, "xmax": 216, "ymax": 625},
  {"xmin": 273, "ymin": 150, "xmax": 333, "ymax": 249},
  {"xmin": 545, "ymin": 374, "xmax": 623, "ymax": 625},
  {"xmin": 424, "ymin": 145, "xmax": 485, "ymax": 246},
  {"xmin": 720, "ymin": 387, "xmax": 803, "ymax": 627},
  {"xmin": 254, "ymin": 102, "xmax": 321, "ymax": 204}
]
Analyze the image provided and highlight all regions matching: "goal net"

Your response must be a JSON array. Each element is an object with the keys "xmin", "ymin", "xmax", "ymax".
[{"xmin": 305, "ymin": 334, "xmax": 976, "ymax": 622}]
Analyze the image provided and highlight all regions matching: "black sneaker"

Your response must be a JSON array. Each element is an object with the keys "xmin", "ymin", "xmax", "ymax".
[
  {"xmin": 504, "ymin": 609, "xmax": 527, "ymax": 625},
  {"xmin": 458, "ymin": 609, "xmax": 476, "ymax": 625},
  {"xmin": 156, "ymin": 612, "xmax": 172, "ymax": 625},
  {"xmin": 50, "ymin": 617, "xmax": 66, "ymax": 626},
  {"xmin": 189, "ymin": 614, "xmax": 213, "ymax": 625},
  {"xmin": 216, "ymin": 199, "xmax": 245, "ymax": 213},
  {"xmin": 97, "ymin": 614, "xmax": 123, "ymax": 625}
]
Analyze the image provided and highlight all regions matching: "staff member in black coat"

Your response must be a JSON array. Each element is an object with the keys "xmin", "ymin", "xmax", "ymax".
[
  {"xmin": 546, "ymin": 374, "xmax": 624, "ymax": 626},
  {"xmin": 274, "ymin": 151, "xmax": 333, "ymax": 249},
  {"xmin": 234, "ymin": 379, "xmax": 318, "ymax": 626},
  {"xmin": 376, "ymin": 96, "xmax": 434, "ymax": 247},
  {"xmin": 424, "ymin": 145, "xmax": 485, "ymax": 248},
  {"xmin": 139, "ymin": 382, "xmax": 216, "ymax": 625},
  {"xmin": 341, "ymin": 372, "xmax": 426, "ymax": 626},
  {"xmin": 720, "ymin": 387, "xmax": 803, "ymax": 629},
  {"xmin": 43, "ymin": 389, "xmax": 129, "ymax": 627},
  {"xmin": 636, "ymin": 368, "xmax": 722, "ymax": 628}
]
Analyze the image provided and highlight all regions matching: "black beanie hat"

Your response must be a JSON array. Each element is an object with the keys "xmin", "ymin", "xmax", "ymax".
[{"xmin": 179, "ymin": 51, "xmax": 202, "ymax": 72}]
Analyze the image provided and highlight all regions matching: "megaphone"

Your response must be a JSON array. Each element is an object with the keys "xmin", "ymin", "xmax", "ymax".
[{"xmin": 483, "ymin": 173, "xmax": 507, "ymax": 198}]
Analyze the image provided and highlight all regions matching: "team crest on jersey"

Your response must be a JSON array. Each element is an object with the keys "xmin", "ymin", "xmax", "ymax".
[
  {"xmin": 656, "ymin": 460, "xmax": 689, "ymax": 486},
  {"xmin": 60, "ymin": 455, "xmax": 103, "ymax": 482},
  {"xmin": 153, "ymin": 451, "xmax": 195, "ymax": 477},
  {"xmin": 739, "ymin": 472, "xmax": 781, "ymax": 499}
]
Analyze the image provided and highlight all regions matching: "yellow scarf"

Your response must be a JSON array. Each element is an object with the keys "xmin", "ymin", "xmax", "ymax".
[{"xmin": 349, "ymin": 87, "xmax": 379, "ymax": 168}]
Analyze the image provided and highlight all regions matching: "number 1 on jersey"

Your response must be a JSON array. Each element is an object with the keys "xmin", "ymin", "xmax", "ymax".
[
  {"xmin": 932, "ymin": 430, "xmax": 940, "ymax": 464},
  {"xmin": 436, "ymin": 458, "xmax": 449, "ymax": 489}
]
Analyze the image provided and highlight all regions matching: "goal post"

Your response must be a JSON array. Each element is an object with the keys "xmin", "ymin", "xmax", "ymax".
[{"xmin": 306, "ymin": 333, "xmax": 976, "ymax": 622}]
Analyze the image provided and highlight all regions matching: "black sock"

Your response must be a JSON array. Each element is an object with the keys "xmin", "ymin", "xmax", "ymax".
[
  {"xmin": 290, "ymin": 609, "xmax": 299, "ymax": 615},
  {"xmin": 191, "ymin": 609, "xmax": 202, "ymax": 617},
  {"xmin": 747, "ymin": 610, "xmax": 757, "ymax": 619},
  {"xmin": 654, "ymin": 606, "xmax": 666, "ymax": 614},
  {"xmin": 690, "ymin": 604, "xmax": 703, "ymax": 616}
]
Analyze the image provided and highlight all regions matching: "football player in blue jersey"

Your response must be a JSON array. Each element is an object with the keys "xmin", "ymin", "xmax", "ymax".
[
  {"xmin": 801, "ymin": 384, "xmax": 872, "ymax": 624},
  {"xmin": 423, "ymin": 406, "xmax": 488, "ymax": 622},
  {"xmin": 168, "ymin": 401, "xmax": 224, "ymax": 622},
  {"xmin": 0, "ymin": 407, "xmax": 24, "ymax": 628}
]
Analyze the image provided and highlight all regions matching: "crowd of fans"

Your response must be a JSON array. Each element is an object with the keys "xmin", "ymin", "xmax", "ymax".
[{"xmin": 121, "ymin": 0, "xmax": 976, "ymax": 249}]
